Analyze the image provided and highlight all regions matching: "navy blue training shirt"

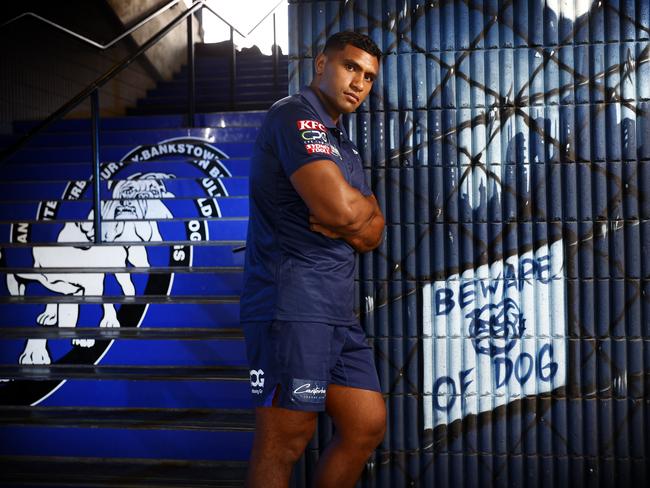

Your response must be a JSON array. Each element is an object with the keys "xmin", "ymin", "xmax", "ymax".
[{"xmin": 240, "ymin": 86, "xmax": 371, "ymax": 325}]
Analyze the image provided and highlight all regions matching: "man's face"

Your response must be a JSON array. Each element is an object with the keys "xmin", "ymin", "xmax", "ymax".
[{"xmin": 313, "ymin": 44, "xmax": 379, "ymax": 121}]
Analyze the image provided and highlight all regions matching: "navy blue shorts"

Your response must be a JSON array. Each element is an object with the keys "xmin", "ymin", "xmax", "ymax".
[{"xmin": 242, "ymin": 320, "xmax": 381, "ymax": 411}]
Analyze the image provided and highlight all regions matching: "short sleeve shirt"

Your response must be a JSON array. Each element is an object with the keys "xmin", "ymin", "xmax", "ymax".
[{"xmin": 240, "ymin": 86, "xmax": 371, "ymax": 325}]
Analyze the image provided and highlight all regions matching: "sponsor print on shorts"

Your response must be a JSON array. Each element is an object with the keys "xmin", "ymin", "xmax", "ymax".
[
  {"xmin": 422, "ymin": 239, "xmax": 567, "ymax": 429},
  {"xmin": 250, "ymin": 369, "xmax": 265, "ymax": 394},
  {"xmin": 291, "ymin": 378, "xmax": 327, "ymax": 404}
]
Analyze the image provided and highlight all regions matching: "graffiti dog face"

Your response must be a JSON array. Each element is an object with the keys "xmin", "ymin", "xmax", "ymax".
[
  {"xmin": 110, "ymin": 179, "xmax": 169, "ymax": 220},
  {"xmin": 467, "ymin": 298, "xmax": 526, "ymax": 357}
]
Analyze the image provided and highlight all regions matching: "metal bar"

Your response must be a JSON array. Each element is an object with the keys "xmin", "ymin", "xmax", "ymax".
[
  {"xmin": 0, "ymin": 267, "xmax": 244, "ymax": 274},
  {"xmin": 230, "ymin": 26, "xmax": 236, "ymax": 110},
  {"xmin": 187, "ymin": 15, "xmax": 195, "ymax": 128},
  {"xmin": 246, "ymin": 0, "xmax": 285, "ymax": 36},
  {"xmin": 0, "ymin": 0, "xmax": 204, "ymax": 164},
  {"xmin": 0, "ymin": 364, "xmax": 250, "ymax": 381},
  {"xmin": 90, "ymin": 89, "xmax": 102, "ymax": 244},
  {"xmin": 201, "ymin": 4, "xmax": 247, "ymax": 38},
  {"xmin": 0, "ymin": 406, "xmax": 256, "ymax": 431},
  {"xmin": 0, "ymin": 327, "xmax": 244, "ymax": 340},
  {"xmin": 0, "ymin": 458, "xmax": 248, "ymax": 486},
  {"xmin": 0, "ymin": 295, "xmax": 240, "ymax": 304},
  {"xmin": 273, "ymin": 13, "xmax": 278, "ymax": 98},
  {"xmin": 0, "ymin": 0, "xmax": 181, "ymax": 50}
]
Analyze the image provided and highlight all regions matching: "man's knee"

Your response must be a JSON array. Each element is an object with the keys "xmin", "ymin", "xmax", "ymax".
[
  {"xmin": 337, "ymin": 401, "xmax": 386, "ymax": 452},
  {"xmin": 357, "ymin": 405, "xmax": 386, "ymax": 449},
  {"xmin": 254, "ymin": 406, "xmax": 318, "ymax": 463},
  {"xmin": 278, "ymin": 416, "xmax": 317, "ymax": 462}
]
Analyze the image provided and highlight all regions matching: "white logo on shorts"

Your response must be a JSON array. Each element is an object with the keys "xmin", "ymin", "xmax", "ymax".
[
  {"xmin": 250, "ymin": 369, "xmax": 265, "ymax": 394},
  {"xmin": 291, "ymin": 378, "xmax": 327, "ymax": 403}
]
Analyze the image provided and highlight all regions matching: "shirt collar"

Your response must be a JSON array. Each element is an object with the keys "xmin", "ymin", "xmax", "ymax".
[{"xmin": 299, "ymin": 86, "xmax": 348, "ymax": 138}]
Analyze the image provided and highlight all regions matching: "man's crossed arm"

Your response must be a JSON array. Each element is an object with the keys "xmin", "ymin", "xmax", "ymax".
[{"xmin": 290, "ymin": 160, "xmax": 385, "ymax": 253}]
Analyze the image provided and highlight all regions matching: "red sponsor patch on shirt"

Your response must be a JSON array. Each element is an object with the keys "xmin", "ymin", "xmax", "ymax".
[
  {"xmin": 305, "ymin": 143, "xmax": 332, "ymax": 155},
  {"xmin": 297, "ymin": 119, "xmax": 327, "ymax": 132}
]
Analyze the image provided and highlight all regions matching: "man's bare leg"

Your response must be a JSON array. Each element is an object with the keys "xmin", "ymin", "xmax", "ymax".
[
  {"xmin": 246, "ymin": 390, "xmax": 318, "ymax": 488},
  {"xmin": 313, "ymin": 384, "xmax": 386, "ymax": 487}
]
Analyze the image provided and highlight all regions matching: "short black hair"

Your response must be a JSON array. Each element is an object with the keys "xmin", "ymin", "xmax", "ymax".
[{"xmin": 323, "ymin": 31, "xmax": 382, "ymax": 62}]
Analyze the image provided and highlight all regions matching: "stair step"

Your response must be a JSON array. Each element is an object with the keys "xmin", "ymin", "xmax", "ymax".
[
  {"xmin": 2, "ymin": 143, "xmax": 255, "ymax": 163},
  {"xmin": 128, "ymin": 102, "xmax": 275, "ymax": 115},
  {"xmin": 0, "ymin": 455, "xmax": 248, "ymax": 487},
  {"xmin": 137, "ymin": 96, "xmax": 280, "ymax": 106},
  {"xmin": 190, "ymin": 49, "xmax": 287, "ymax": 60},
  {"xmin": 189, "ymin": 52, "xmax": 287, "ymax": 61},
  {"xmin": 0, "ymin": 128, "xmax": 260, "ymax": 148},
  {"xmin": 0, "ymin": 427, "xmax": 253, "ymax": 467},
  {"xmin": 2, "ymin": 266, "xmax": 243, "ymax": 274},
  {"xmin": 12, "ymin": 112, "xmax": 267, "ymax": 134},
  {"xmin": 0, "ymin": 159, "xmax": 251, "ymax": 179},
  {"xmin": 178, "ymin": 64, "xmax": 287, "ymax": 75},
  {"xmin": 1, "ymin": 243, "xmax": 245, "ymax": 267},
  {"xmin": 0, "ymin": 295, "xmax": 240, "ymax": 305},
  {"xmin": 0, "ymin": 177, "xmax": 250, "ymax": 200},
  {"xmin": 186, "ymin": 62, "xmax": 288, "ymax": 73},
  {"xmin": 167, "ymin": 76, "xmax": 288, "ymax": 87},
  {"xmin": 0, "ymin": 45, "xmax": 265, "ymax": 472},
  {"xmin": 0, "ymin": 327, "xmax": 243, "ymax": 340},
  {"xmin": 0, "ymin": 406, "xmax": 254, "ymax": 431},
  {"xmin": 1, "ymin": 271, "xmax": 243, "ymax": 296},
  {"xmin": 1, "ymin": 302, "xmax": 242, "ymax": 328},
  {"xmin": 141, "ymin": 91, "xmax": 285, "ymax": 103},
  {"xmin": 0, "ymin": 364, "xmax": 248, "ymax": 381},
  {"xmin": 195, "ymin": 41, "xmax": 285, "ymax": 56},
  {"xmin": 156, "ymin": 80, "xmax": 286, "ymax": 91},
  {"xmin": 0, "ymin": 197, "xmax": 250, "ymax": 220},
  {"xmin": 0, "ymin": 219, "xmax": 249, "ymax": 243},
  {"xmin": 0, "ymin": 127, "xmax": 259, "ymax": 148}
]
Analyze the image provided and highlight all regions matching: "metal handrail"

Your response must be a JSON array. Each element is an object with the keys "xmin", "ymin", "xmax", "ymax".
[
  {"xmin": 0, "ymin": 0, "xmax": 275, "ymax": 51},
  {"xmin": 0, "ymin": 0, "xmax": 205, "ymax": 165},
  {"xmin": 197, "ymin": 1, "xmax": 287, "ymax": 110},
  {"xmin": 245, "ymin": 0, "xmax": 285, "ymax": 36},
  {"xmin": 201, "ymin": 4, "xmax": 246, "ymax": 38},
  {"xmin": 0, "ymin": 0, "xmax": 211, "ymax": 242},
  {"xmin": 0, "ymin": 0, "xmax": 182, "ymax": 50},
  {"xmin": 0, "ymin": 0, "xmax": 285, "ymax": 244},
  {"xmin": 0, "ymin": 0, "xmax": 289, "ymax": 159},
  {"xmin": 198, "ymin": 1, "xmax": 285, "ymax": 39}
]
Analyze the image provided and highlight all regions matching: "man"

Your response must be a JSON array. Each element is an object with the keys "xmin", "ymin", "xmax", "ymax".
[{"xmin": 240, "ymin": 31, "xmax": 385, "ymax": 487}]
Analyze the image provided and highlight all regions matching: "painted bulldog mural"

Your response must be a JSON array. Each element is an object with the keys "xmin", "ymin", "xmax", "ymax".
[{"xmin": 6, "ymin": 173, "xmax": 174, "ymax": 365}]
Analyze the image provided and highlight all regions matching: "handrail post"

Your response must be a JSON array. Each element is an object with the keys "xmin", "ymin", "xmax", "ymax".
[
  {"xmin": 230, "ymin": 25, "xmax": 236, "ymax": 110},
  {"xmin": 187, "ymin": 14, "xmax": 195, "ymax": 128},
  {"xmin": 1, "ymin": 1, "xmax": 204, "ymax": 165},
  {"xmin": 273, "ymin": 13, "xmax": 278, "ymax": 99},
  {"xmin": 91, "ymin": 89, "xmax": 102, "ymax": 244}
]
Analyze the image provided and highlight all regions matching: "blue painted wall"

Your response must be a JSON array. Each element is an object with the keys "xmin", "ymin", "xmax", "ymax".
[{"xmin": 288, "ymin": 0, "xmax": 649, "ymax": 485}]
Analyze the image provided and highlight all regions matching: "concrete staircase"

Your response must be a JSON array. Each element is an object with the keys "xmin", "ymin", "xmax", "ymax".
[{"xmin": 0, "ymin": 43, "xmax": 291, "ymax": 487}]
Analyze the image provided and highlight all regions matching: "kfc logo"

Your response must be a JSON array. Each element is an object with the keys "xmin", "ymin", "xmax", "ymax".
[{"xmin": 297, "ymin": 119, "xmax": 327, "ymax": 132}]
